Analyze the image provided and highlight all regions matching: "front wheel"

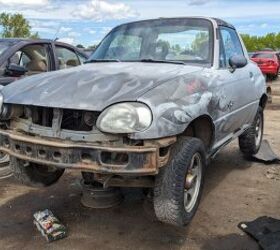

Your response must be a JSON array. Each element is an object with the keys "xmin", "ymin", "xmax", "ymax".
[
  {"xmin": 239, "ymin": 107, "xmax": 264, "ymax": 156},
  {"xmin": 153, "ymin": 137, "xmax": 206, "ymax": 227}
]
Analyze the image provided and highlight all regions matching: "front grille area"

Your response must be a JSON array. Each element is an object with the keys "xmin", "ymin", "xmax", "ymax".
[
  {"xmin": 0, "ymin": 130, "xmax": 159, "ymax": 175},
  {"xmin": 21, "ymin": 106, "xmax": 100, "ymax": 132},
  {"xmin": 31, "ymin": 106, "xmax": 54, "ymax": 127}
]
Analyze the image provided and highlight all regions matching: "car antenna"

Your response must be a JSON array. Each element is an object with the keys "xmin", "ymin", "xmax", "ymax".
[{"xmin": 53, "ymin": 24, "xmax": 62, "ymax": 41}]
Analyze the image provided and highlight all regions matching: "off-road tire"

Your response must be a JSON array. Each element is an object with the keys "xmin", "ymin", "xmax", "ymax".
[
  {"xmin": 153, "ymin": 137, "xmax": 206, "ymax": 227},
  {"xmin": 239, "ymin": 107, "xmax": 264, "ymax": 156},
  {"xmin": 10, "ymin": 157, "xmax": 64, "ymax": 187}
]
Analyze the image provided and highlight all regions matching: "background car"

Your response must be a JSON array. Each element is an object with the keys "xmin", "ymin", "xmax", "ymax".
[
  {"xmin": 251, "ymin": 50, "xmax": 280, "ymax": 80},
  {"xmin": 0, "ymin": 38, "xmax": 88, "ymax": 178},
  {"xmin": 0, "ymin": 38, "xmax": 88, "ymax": 86},
  {"xmin": 248, "ymin": 52, "xmax": 255, "ymax": 58}
]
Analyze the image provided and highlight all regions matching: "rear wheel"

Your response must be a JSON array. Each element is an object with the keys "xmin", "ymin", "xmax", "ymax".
[
  {"xmin": 153, "ymin": 137, "xmax": 206, "ymax": 227},
  {"xmin": 10, "ymin": 157, "xmax": 64, "ymax": 187},
  {"xmin": 239, "ymin": 107, "xmax": 264, "ymax": 156}
]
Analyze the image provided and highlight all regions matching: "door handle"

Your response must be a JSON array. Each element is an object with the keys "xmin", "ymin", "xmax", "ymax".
[{"xmin": 249, "ymin": 72, "xmax": 254, "ymax": 78}]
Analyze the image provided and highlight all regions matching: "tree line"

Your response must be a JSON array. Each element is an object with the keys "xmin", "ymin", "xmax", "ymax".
[
  {"xmin": 1, "ymin": 12, "xmax": 280, "ymax": 52},
  {"xmin": 0, "ymin": 13, "xmax": 39, "ymax": 39},
  {"xmin": 240, "ymin": 33, "xmax": 280, "ymax": 52}
]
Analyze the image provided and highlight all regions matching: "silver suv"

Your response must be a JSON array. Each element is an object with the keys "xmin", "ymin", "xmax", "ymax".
[{"xmin": 0, "ymin": 17, "xmax": 267, "ymax": 227}]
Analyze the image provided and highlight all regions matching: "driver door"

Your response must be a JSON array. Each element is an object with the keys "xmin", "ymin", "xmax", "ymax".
[{"xmin": 213, "ymin": 27, "xmax": 256, "ymax": 145}]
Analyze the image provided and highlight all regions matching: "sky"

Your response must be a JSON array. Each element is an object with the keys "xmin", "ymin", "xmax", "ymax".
[{"xmin": 0, "ymin": 0, "xmax": 280, "ymax": 46}]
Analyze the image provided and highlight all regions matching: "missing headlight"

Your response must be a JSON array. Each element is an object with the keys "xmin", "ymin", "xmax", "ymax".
[{"xmin": 0, "ymin": 104, "xmax": 23, "ymax": 120}]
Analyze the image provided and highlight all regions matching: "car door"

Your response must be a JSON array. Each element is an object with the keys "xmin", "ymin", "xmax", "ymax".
[
  {"xmin": 1, "ymin": 42, "xmax": 54, "ymax": 85},
  {"xmin": 213, "ymin": 27, "xmax": 257, "ymax": 146}
]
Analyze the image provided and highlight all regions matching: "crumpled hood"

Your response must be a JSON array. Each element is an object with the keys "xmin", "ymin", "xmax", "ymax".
[{"xmin": 2, "ymin": 62, "xmax": 203, "ymax": 111}]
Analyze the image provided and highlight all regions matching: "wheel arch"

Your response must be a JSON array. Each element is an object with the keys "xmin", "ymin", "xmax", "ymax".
[
  {"xmin": 181, "ymin": 114, "xmax": 215, "ymax": 151},
  {"xmin": 260, "ymin": 93, "xmax": 268, "ymax": 109}
]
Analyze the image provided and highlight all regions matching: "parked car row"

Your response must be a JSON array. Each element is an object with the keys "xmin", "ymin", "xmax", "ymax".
[
  {"xmin": 0, "ymin": 17, "xmax": 267, "ymax": 227},
  {"xmin": 249, "ymin": 50, "xmax": 280, "ymax": 80}
]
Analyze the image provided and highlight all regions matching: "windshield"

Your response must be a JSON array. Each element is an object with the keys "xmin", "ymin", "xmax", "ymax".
[{"xmin": 90, "ymin": 18, "xmax": 214, "ymax": 65}]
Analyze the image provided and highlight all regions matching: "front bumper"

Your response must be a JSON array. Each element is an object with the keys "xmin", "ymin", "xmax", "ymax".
[{"xmin": 0, "ymin": 129, "xmax": 175, "ymax": 175}]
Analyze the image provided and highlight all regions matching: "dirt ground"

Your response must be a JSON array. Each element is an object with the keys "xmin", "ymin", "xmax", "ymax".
[{"xmin": 0, "ymin": 109, "xmax": 279, "ymax": 250}]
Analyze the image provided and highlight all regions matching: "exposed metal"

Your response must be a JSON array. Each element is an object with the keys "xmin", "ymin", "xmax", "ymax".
[
  {"xmin": 0, "ymin": 128, "xmax": 175, "ymax": 175},
  {"xmin": 81, "ymin": 180, "xmax": 123, "ymax": 209}
]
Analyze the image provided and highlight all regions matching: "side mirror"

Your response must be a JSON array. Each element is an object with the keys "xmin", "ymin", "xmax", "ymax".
[
  {"xmin": 5, "ymin": 63, "xmax": 27, "ymax": 77},
  {"xmin": 229, "ymin": 55, "xmax": 247, "ymax": 72}
]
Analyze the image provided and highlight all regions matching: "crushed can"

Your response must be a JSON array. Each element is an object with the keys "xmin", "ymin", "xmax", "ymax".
[{"xmin": 33, "ymin": 209, "xmax": 67, "ymax": 242}]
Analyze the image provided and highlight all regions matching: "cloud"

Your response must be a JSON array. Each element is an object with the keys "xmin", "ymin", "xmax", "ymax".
[
  {"xmin": 58, "ymin": 37, "xmax": 75, "ymax": 44},
  {"xmin": 84, "ymin": 28, "xmax": 97, "ymax": 35},
  {"xmin": 29, "ymin": 20, "xmax": 60, "ymax": 34},
  {"xmin": 0, "ymin": 0, "xmax": 57, "ymax": 12},
  {"xmin": 261, "ymin": 23, "xmax": 268, "ymax": 28},
  {"xmin": 187, "ymin": 0, "xmax": 209, "ymax": 6},
  {"xmin": 68, "ymin": 31, "xmax": 81, "ymax": 37},
  {"xmin": 100, "ymin": 26, "xmax": 112, "ymax": 35},
  {"xmin": 89, "ymin": 30, "xmax": 96, "ymax": 35},
  {"xmin": 72, "ymin": 0, "xmax": 137, "ymax": 21},
  {"xmin": 60, "ymin": 26, "xmax": 72, "ymax": 33},
  {"xmin": 0, "ymin": 0, "xmax": 48, "ymax": 6}
]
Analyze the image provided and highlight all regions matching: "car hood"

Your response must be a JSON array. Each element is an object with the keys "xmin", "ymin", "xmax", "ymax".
[{"xmin": 2, "ymin": 62, "xmax": 203, "ymax": 111}]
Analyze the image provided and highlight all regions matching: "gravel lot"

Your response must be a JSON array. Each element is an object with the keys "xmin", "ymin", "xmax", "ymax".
[{"xmin": 0, "ymin": 99, "xmax": 279, "ymax": 250}]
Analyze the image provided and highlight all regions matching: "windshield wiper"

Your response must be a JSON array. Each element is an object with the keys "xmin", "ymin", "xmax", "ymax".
[
  {"xmin": 139, "ymin": 58, "xmax": 185, "ymax": 65},
  {"xmin": 85, "ymin": 59, "xmax": 121, "ymax": 63}
]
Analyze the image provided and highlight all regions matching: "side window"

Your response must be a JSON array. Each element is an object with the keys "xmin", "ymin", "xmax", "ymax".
[
  {"xmin": 105, "ymin": 34, "xmax": 142, "ymax": 60},
  {"xmin": 219, "ymin": 27, "xmax": 244, "ymax": 67},
  {"xmin": 8, "ymin": 44, "xmax": 50, "ymax": 75},
  {"xmin": 55, "ymin": 46, "xmax": 80, "ymax": 69}
]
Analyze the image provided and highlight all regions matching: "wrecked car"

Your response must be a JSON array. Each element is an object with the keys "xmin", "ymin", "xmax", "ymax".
[
  {"xmin": 0, "ymin": 17, "xmax": 267, "ymax": 227},
  {"xmin": 0, "ymin": 39, "xmax": 88, "ymax": 176},
  {"xmin": 0, "ymin": 38, "xmax": 88, "ymax": 86}
]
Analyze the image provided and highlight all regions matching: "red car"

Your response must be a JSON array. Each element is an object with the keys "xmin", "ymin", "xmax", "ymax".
[{"xmin": 251, "ymin": 51, "xmax": 280, "ymax": 79}]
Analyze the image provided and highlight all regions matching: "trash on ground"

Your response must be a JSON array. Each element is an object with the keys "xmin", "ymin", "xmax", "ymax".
[
  {"xmin": 33, "ymin": 209, "xmax": 67, "ymax": 242},
  {"xmin": 238, "ymin": 216, "xmax": 280, "ymax": 250},
  {"xmin": 252, "ymin": 140, "xmax": 280, "ymax": 164}
]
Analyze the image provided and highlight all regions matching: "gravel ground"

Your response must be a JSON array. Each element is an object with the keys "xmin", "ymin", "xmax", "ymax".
[{"xmin": 0, "ymin": 109, "xmax": 279, "ymax": 250}]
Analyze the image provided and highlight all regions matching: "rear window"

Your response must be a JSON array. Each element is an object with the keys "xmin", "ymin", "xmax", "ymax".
[{"xmin": 252, "ymin": 53, "xmax": 275, "ymax": 59}]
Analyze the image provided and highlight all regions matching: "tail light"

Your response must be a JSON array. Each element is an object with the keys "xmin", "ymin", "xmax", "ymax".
[{"xmin": 265, "ymin": 60, "xmax": 276, "ymax": 66}]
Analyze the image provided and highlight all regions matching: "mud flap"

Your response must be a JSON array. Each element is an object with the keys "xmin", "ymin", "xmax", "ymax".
[
  {"xmin": 252, "ymin": 140, "xmax": 280, "ymax": 164},
  {"xmin": 238, "ymin": 216, "xmax": 280, "ymax": 250}
]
